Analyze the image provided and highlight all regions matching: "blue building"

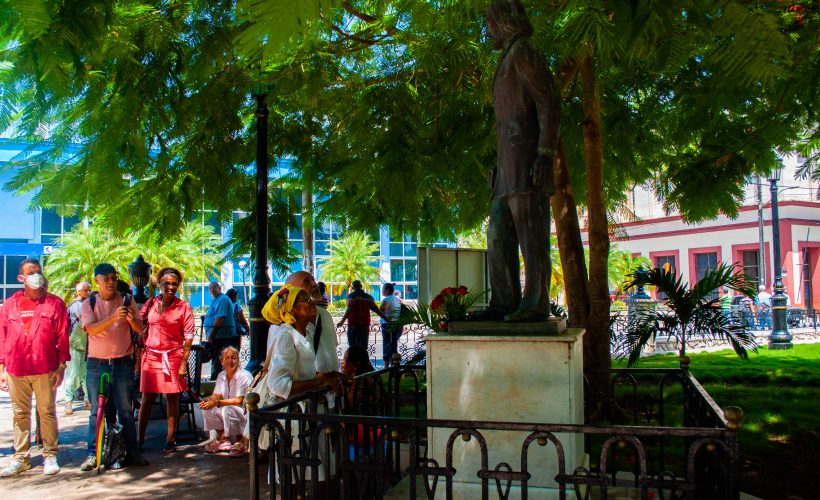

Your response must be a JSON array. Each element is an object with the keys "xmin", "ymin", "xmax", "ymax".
[{"xmin": 1, "ymin": 139, "xmax": 451, "ymax": 306}]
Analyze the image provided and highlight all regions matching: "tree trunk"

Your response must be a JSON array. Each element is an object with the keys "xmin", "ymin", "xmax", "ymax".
[
  {"xmin": 551, "ymin": 139, "xmax": 590, "ymax": 328},
  {"xmin": 580, "ymin": 53, "xmax": 611, "ymax": 398}
]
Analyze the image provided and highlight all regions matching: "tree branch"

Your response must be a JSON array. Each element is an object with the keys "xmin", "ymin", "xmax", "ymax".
[{"xmin": 342, "ymin": 1, "xmax": 378, "ymax": 23}]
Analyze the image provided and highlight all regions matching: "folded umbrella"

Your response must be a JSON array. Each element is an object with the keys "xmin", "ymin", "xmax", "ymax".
[{"xmin": 95, "ymin": 372, "xmax": 111, "ymax": 474}]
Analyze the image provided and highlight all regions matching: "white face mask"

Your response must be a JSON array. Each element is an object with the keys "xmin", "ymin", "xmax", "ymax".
[{"xmin": 24, "ymin": 273, "xmax": 46, "ymax": 290}]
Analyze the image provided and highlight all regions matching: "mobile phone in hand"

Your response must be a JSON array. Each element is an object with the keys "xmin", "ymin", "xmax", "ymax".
[{"xmin": 123, "ymin": 294, "xmax": 132, "ymax": 308}]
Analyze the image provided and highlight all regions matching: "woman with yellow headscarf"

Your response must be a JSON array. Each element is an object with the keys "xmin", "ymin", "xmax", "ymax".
[
  {"xmin": 260, "ymin": 285, "xmax": 343, "ymax": 488},
  {"xmin": 262, "ymin": 285, "xmax": 343, "ymax": 402}
]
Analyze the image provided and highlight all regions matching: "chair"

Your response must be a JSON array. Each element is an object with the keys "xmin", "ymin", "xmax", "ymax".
[{"xmin": 176, "ymin": 344, "xmax": 206, "ymax": 440}]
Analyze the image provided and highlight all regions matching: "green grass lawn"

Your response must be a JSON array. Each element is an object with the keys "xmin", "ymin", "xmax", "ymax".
[{"xmin": 616, "ymin": 344, "xmax": 820, "ymax": 498}]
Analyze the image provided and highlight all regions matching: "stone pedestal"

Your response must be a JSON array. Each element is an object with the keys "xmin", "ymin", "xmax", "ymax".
[{"xmin": 425, "ymin": 321, "xmax": 584, "ymax": 497}]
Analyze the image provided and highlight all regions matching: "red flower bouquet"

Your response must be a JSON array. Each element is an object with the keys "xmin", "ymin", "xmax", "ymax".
[{"xmin": 396, "ymin": 285, "xmax": 488, "ymax": 333}]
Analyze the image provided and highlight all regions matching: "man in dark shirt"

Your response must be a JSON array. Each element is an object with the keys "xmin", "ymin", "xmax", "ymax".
[{"xmin": 337, "ymin": 280, "xmax": 386, "ymax": 349}]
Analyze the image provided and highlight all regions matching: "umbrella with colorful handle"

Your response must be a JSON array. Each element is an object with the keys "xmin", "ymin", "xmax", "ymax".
[{"xmin": 95, "ymin": 372, "xmax": 111, "ymax": 474}]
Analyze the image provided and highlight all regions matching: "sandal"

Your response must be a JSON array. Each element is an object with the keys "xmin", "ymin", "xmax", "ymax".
[
  {"xmin": 162, "ymin": 441, "xmax": 177, "ymax": 455},
  {"xmin": 204, "ymin": 440, "xmax": 225, "ymax": 453},
  {"xmin": 229, "ymin": 441, "xmax": 248, "ymax": 457}
]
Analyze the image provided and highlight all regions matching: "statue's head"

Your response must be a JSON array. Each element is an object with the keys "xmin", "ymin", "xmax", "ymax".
[{"xmin": 485, "ymin": 0, "xmax": 533, "ymax": 49}]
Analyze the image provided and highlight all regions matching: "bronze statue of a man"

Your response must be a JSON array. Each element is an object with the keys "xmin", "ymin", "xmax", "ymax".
[{"xmin": 484, "ymin": 0, "xmax": 559, "ymax": 323}]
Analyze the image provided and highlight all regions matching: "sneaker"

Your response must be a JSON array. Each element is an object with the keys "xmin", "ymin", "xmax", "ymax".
[
  {"xmin": 204, "ymin": 439, "xmax": 226, "ymax": 453},
  {"xmin": 1, "ymin": 460, "xmax": 32, "ymax": 477},
  {"xmin": 42, "ymin": 457, "xmax": 59, "ymax": 475},
  {"xmin": 83, "ymin": 400, "xmax": 91, "ymax": 411},
  {"xmin": 64, "ymin": 401, "xmax": 74, "ymax": 416},
  {"xmin": 79, "ymin": 455, "xmax": 96, "ymax": 472}
]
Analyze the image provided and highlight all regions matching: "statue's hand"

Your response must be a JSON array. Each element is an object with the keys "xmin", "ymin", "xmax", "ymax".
[{"xmin": 530, "ymin": 155, "xmax": 555, "ymax": 194}]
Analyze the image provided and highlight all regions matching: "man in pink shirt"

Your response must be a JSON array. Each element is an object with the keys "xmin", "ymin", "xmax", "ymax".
[
  {"xmin": 0, "ymin": 258, "xmax": 70, "ymax": 477},
  {"xmin": 79, "ymin": 263, "xmax": 148, "ymax": 471}
]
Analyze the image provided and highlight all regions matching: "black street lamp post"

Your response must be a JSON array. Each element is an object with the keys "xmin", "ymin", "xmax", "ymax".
[
  {"xmin": 768, "ymin": 157, "xmax": 793, "ymax": 350},
  {"xmin": 246, "ymin": 92, "xmax": 272, "ymax": 373},
  {"xmin": 238, "ymin": 259, "xmax": 249, "ymax": 306}
]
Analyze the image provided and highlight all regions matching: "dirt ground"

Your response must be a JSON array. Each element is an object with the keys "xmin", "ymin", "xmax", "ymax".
[{"xmin": 0, "ymin": 392, "xmax": 249, "ymax": 500}]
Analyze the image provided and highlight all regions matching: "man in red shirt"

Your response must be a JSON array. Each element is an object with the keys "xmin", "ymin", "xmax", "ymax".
[
  {"xmin": 337, "ymin": 280, "xmax": 387, "ymax": 349},
  {"xmin": 0, "ymin": 258, "xmax": 70, "ymax": 477}
]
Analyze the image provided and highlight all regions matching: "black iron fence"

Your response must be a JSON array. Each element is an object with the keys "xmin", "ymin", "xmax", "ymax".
[
  {"xmin": 609, "ymin": 308, "xmax": 820, "ymax": 358},
  {"xmin": 247, "ymin": 362, "xmax": 740, "ymax": 499}
]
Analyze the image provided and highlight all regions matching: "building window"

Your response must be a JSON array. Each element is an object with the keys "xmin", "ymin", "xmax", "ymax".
[
  {"xmin": 695, "ymin": 252, "xmax": 719, "ymax": 300},
  {"xmin": 654, "ymin": 255, "xmax": 676, "ymax": 274},
  {"xmin": 653, "ymin": 255, "xmax": 676, "ymax": 300},
  {"xmin": 741, "ymin": 250, "xmax": 760, "ymax": 285},
  {"xmin": 0, "ymin": 255, "xmax": 26, "ymax": 301},
  {"xmin": 40, "ymin": 208, "xmax": 80, "ymax": 244},
  {"xmin": 389, "ymin": 230, "xmax": 418, "ymax": 300}
]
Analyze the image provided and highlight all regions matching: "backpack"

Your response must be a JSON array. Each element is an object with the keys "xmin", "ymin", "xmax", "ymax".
[{"xmin": 68, "ymin": 300, "xmax": 88, "ymax": 353}]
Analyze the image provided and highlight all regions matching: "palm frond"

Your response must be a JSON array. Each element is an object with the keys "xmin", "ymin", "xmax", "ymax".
[{"xmin": 621, "ymin": 262, "xmax": 758, "ymax": 365}]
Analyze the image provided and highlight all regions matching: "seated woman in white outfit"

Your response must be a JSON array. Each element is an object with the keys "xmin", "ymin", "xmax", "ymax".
[{"xmin": 200, "ymin": 346, "xmax": 253, "ymax": 456}]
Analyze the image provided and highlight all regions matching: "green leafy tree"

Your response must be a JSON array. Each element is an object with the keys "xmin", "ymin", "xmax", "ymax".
[
  {"xmin": 44, "ymin": 221, "xmax": 223, "ymax": 301},
  {"xmin": 621, "ymin": 263, "xmax": 758, "ymax": 366},
  {"xmin": 319, "ymin": 231, "xmax": 381, "ymax": 295},
  {"xmin": 3, "ymin": 0, "xmax": 819, "ymax": 397}
]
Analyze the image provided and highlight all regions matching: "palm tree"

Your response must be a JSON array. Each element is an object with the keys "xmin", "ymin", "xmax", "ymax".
[
  {"xmin": 138, "ymin": 222, "xmax": 225, "ymax": 297},
  {"xmin": 44, "ymin": 221, "xmax": 223, "ymax": 301},
  {"xmin": 45, "ymin": 223, "xmax": 135, "ymax": 300},
  {"xmin": 319, "ymin": 231, "xmax": 381, "ymax": 295},
  {"xmin": 608, "ymin": 246, "xmax": 650, "ymax": 295},
  {"xmin": 621, "ymin": 263, "xmax": 758, "ymax": 367}
]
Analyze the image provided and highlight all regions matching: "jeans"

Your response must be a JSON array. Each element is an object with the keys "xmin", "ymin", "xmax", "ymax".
[
  {"xmin": 86, "ymin": 356, "xmax": 138, "ymax": 456},
  {"xmin": 381, "ymin": 324, "xmax": 401, "ymax": 366},
  {"xmin": 347, "ymin": 325, "xmax": 370, "ymax": 349},
  {"xmin": 758, "ymin": 311, "xmax": 772, "ymax": 329}
]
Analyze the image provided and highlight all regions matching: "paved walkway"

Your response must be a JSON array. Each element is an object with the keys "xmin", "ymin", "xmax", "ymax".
[{"xmin": 0, "ymin": 391, "xmax": 249, "ymax": 500}]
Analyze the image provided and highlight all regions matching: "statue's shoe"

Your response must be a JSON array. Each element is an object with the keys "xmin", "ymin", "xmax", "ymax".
[
  {"xmin": 504, "ymin": 308, "xmax": 550, "ymax": 323},
  {"xmin": 466, "ymin": 308, "xmax": 506, "ymax": 321}
]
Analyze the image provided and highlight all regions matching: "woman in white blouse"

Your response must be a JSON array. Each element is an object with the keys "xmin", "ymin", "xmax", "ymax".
[
  {"xmin": 200, "ymin": 346, "xmax": 253, "ymax": 456},
  {"xmin": 262, "ymin": 284, "xmax": 343, "ymax": 402},
  {"xmin": 261, "ymin": 284, "xmax": 345, "ymax": 487}
]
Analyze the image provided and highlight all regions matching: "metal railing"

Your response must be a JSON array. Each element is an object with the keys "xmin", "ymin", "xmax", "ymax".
[
  {"xmin": 247, "ymin": 362, "xmax": 740, "ymax": 499},
  {"xmin": 609, "ymin": 308, "xmax": 820, "ymax": 358}
]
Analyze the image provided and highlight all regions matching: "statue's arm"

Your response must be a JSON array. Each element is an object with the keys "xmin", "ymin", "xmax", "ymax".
[{"xmin": 514, "ymin": 46, "xmax": 560, "ymax": 190}]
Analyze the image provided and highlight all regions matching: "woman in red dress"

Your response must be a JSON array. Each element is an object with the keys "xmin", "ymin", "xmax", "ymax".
[{"xmin": 137, "ymin": 267, "xmax": 195, "ymax": 454}]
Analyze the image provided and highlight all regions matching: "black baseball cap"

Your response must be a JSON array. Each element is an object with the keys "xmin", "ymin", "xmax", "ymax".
[{"xmin": 94, "ymin": 263, "xmax": 117, "ymax": 276}]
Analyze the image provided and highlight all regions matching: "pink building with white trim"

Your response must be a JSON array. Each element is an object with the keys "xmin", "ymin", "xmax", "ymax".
[{"xmin": 583, "ymin": 155, "xmax": 820, "ymax": 308}]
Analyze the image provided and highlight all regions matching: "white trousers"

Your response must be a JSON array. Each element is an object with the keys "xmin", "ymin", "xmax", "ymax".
[{"xmin": 203, "ymin": 405, "xmax": 247, "ymax": 436}]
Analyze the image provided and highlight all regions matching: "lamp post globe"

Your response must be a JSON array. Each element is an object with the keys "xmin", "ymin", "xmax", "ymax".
[{"xmin": 128, "ymin": 255, "xmax": 152, "ymax": 304}]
